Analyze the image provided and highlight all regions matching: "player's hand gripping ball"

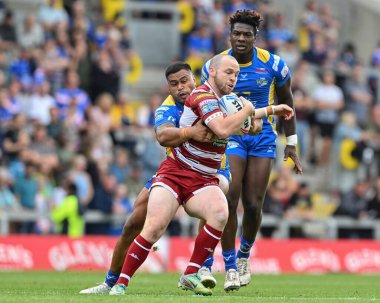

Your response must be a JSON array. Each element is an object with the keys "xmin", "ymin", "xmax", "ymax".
[{"xmin": 219, "ymin": 94, "xmax": 251, "ymax": 136}]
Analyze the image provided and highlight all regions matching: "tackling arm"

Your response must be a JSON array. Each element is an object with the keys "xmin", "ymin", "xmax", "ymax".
[{"xmin": 155, "ymin": 121, "xmax": 213, "ymax": 147}]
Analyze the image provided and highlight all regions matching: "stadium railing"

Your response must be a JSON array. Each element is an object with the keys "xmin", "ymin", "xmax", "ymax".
[{"xmin": 1, "ymin": 210, "xmax": 380, "ymax": 239}]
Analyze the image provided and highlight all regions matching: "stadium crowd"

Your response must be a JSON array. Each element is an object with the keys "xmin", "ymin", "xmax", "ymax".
[{"xmin": 0, "ymin": 0, "xmax": 380, "ymax": 238}]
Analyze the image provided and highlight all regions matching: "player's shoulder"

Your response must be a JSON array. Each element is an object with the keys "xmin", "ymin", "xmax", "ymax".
[
  {"xmin": 156, "ymin": 95, "xmax": 178, "ymax": 113},
  {"xmin": 161, "ymin": 95, "xmax": 176, "ymax": 106},
  {"xmin": 189, "ymin": 85, "xmax": 216, "ymax": 105},
  {"xmin": 256, "ymin": 47, "xmax": 288, "ymax": 74},
  {"xmin": 256, "ymin": 47, "xmax": 271, "ymax": 63}
]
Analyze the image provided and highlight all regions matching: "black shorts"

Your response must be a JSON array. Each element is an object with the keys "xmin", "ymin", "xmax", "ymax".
[{"xmin": 317, "ymin": 122, "xmax": 336, "ymax": 138}]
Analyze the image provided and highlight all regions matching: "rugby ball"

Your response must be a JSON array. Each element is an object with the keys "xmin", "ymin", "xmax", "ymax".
[{"xmin": 219, "ymin": 94, "xmax": 251, "ymax": 136}]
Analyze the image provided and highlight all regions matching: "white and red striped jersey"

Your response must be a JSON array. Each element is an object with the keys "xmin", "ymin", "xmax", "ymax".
[{"xmin": 172, "ymin": 82, "xmax": 228, "ymax": 175}]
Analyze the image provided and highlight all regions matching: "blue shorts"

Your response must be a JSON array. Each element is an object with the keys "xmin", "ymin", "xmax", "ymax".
[
  {"xmin": 227, "ymin": 132, "xmax": 277, "ymax": 160},
  {"xmin": 144, "ymin": 155, "xmax": 231, "ymax": 190},
  {"xmin": 216, "ymin": 154, "xmax": 231, "ymax": 183},
  {"xmin": 145, "ymin": 175, "xmax": 155, "ymax": 189}
]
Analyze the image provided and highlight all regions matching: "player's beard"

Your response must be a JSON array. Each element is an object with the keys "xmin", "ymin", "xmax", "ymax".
[{"xmin": 214, "ymin": 73, "xmax": 233, "ymax": 96}]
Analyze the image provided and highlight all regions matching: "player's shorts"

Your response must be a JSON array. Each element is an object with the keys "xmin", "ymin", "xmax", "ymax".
[
  {"xmin": 145, "ymin": 156, "xmax": 231, "ymax": 190},
  {"xmin": 216, "ymin": 154, "xmax": 231, "ymax": 183},
  {"xmin": 227, "ymin": 132, "xmax": 277, "ymax": 159},
  {"xmin": 145, "ymin": 175, "xmax": 155, "ymax": 189},
  {"xmin": 150, "ymin": 157, "xmax": 219, "ymax": 204}
]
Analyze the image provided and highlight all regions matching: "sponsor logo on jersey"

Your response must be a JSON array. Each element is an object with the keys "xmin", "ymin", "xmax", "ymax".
[
  {"xmin": 159, "ymin": 106, "xmax": 170, "ymax": 111},
  {"xmin": 155, "ymin": 112, "xmax": 164, "ymax": 122},
  {"xmin": 239, "ymin": 73, "xmax": 248, "ymax": 80},
  {"xmin": 281, "ymin": 64, "xmax": 289, "ymax": 79},
  {"xmin": 256, "ymin": 77, "xmax": 268, "ymax": 87},
  {"xmin": 255, "ymin": 68, "xmax": 268, "ymax": 73},
  {"xmin": 199, "ymin": 99, "xmax": 219, "ymax": 115},
  {"xmin": 194, "ymin": 93, "xmax": 214, "ymax": 102}
]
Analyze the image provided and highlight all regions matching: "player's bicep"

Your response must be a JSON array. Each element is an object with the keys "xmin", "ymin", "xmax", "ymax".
[
  {"xmin": 274, "ymin": 57, "xmax": 291, "ymax": 87},
  {"xmin": 155, "ymin": 122, "xmax": 176, "ymax": 136}
]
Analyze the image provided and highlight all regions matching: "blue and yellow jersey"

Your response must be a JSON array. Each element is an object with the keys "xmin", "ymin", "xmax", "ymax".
[
  {"xmin": 154, "ymin": 95, "xmax": 184, "ymax": 129},
  {"xmin": 201, "ymin": 47, "xmax": 291, "ymax": 135},
  {"xmin": 154, "ymin": 95, "xmax": 184, "ymax": 156}
]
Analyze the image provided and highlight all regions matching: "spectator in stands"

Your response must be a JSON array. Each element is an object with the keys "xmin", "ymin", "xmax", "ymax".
[
  {"xmin": 70, "ymin": 29, "xmax": 91, "ymax": 92},
  {"xmin": 2, "ymin": 114, "xmax": 29, "ymax": 177},
  {"xmin": 343, "ymin": 63, "xmax": 373, "ymax": 128},
  {"xmin": 298, "ymin": 0, "xmax": 321, "ymax": 54},
  {"xmin": 14, "ymin": 161, "xmax": 38, "ymax": 212},
  {"xmin": 90, "ymin": 48, "xmax": 121, "ymax": 100},
  {"xmin": 29, "ymin": 81, "xmax": 56, "ymax": 125},
  {"xmin": 0, "ymin": 88, "xmax": 20, "ymax": 127},
  {"xmin": 330, "ymin": 111, "xmax": 370, "ymax": 193},
  {"xmin": 267, "ymin": 13, "xmax": 294, "ymax": 53},
  {"xmin": 55, "ymin": 70, "xmax": 90, "ymax": 122},
  {"xmin": 334, "ymin": 180, "xmax": 373, "ymax": 238},
  {"xmin": 361, "ymin": 177, "xmax": 380, "ymax": 219},
  {"xmin": 51, "ymin": 179, "xmax": 84, "ymax": 238},
  {"xmin": 0, "ymin": 10, "xmax": 17, "ymax": 49},
  {"xmin": 277, "ymin": 38, "xmax": 301, "ymax": 71},
  {"xmin": 69, "ymin": 0, "xmax": 95, "ymax": 41},
  {"xmin": 285, "ymin": 182, "xmax": 314, "ymax": 220},
  {"xmin": 0, "ymin": 166, "xmax": 17, "ymax": 210},
  {"xmin": 312, "ymin": 69, "xmax": 344, "ymax": 166},
  {"xmin": 88, "ymin": 93, "xmax": 113, "ymax": 134},
  {"xmin": 38, "ymin": 0, "xmax": 69, "ymax": 32},
  {"xmin": 46, "ymin": 107, "xmax": 64, "ymax": 142},
  {"xmin": 28, "ymin": 124, "xmax": 59, "ymax": 172},
  {"xmin": 87, "ymin": 173, "xmax": 116, "ymax": 234},
  {"xmin": 292, "ymin": 73, "xmax": 314, "ymax": 161},
  {"xmin": 16, "ymin": 14, "xmax": 44, "ymax": 50},
  {"xmin": 303, "ymin": 33, "xmax": 328, "ymax": 65},
  {"xmin": 67, "ymin": 155, "xmax": 94, "ymax": 206},
  {"xmin": 112, "ymin": 183, "xmax": 133, "ymax": 215},
  {"xmin": 124, "ymin": 164, "xmax": 144, "ymax": 201},
  {"xmin": 40, "ymin": 38, "xmax": 70, "ymax": 92},
  {"xmin": 136, "ymin": 94, "xmax": 162, "ymax": 128},
  {"xmin": 109, "ymin": 147, "xmax": 130, "ymax": 184},
  {"xmin": 187, "ymin": 26, "xmax": 213, "ymax": 60}
]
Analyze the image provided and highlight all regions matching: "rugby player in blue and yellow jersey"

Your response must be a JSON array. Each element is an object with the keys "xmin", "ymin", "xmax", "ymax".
[
  {"xmin": 79, "ymin": 62, "xmax": 230, "ymax": 294},
  {"xmin": 201, "ymin": 10, "xmax": 303, "ymax": 291}
]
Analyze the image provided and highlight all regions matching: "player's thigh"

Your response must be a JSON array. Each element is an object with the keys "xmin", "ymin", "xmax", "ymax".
[
  {"xmin": 242, "ymin": 156, "xmax": 273, "ymax": 205},
  {"xmin": 141, "ymin": 186, "xmax": 179, "ymax": 239},
  {"xmin": 185, "ymin": 186, "xmax": 228, "ymax": 222}
]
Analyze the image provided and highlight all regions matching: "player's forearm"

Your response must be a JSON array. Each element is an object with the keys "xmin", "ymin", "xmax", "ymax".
[
  {"xmin": 211, "ymin": 107, "xmax": 252, "ymax": 139},
  {"xmin": 156, "ymin": 127, "xmax": 186, "ymax": 147}
]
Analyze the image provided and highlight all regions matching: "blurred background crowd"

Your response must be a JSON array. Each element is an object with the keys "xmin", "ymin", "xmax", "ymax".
[{"xmin": 0, "ymin": 0, "xmax": 380, "ymax": 239}]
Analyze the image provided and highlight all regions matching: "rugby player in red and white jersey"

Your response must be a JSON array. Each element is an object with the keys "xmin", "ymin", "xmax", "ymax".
[{"xmin": 109, "ymin": 54, "xmax": 293, "ymax": 296}]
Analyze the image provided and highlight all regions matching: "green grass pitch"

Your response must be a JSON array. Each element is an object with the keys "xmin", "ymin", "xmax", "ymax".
[{"xmin": 1, "ymin": 271, "xmax": 380, "ymax": 303}]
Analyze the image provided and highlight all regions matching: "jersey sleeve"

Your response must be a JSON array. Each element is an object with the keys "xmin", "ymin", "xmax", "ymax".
[
  {"xmin": 154, "ymin": 105, "xmax": 178, "ymax": 129},
  {"xmin": 201, "ymin": 59, "xmax": 211, "ymax": 84},
  {"xmin": 269, "ymin": 54, "xmax": 291, "ymax": 87},
  {"xmin": 196, "ymin": 96, "xmax": 223, "ymax": 126}
]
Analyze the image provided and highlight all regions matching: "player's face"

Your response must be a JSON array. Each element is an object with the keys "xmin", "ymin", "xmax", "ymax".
[
  {"xmin": 230, "ymin": 23, "xmax": 255, "ymax": 55},
  {"xmin": 213, "ymin": 58, "xmax": 240, "ymax": 95},
  {"xmin": 167, "ymin": 69, "xmax": 196, "ymax": 104}
]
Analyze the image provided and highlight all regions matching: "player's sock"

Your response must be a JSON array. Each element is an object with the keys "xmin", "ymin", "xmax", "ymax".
[
  {"xmin": 236, "ymin": 236, "xmax": 254, "ymax": 259},
  {"xmin": 184, "ymin": 224, "xmax": 222, "ymax": 275},
  {"xmin": 105, "ymin": 270, "xmax": 119, "ymax": 287},
  {"xmin": 222, "ymin": 249, "xmax": 237, "ymax": 271},
  {"xmin": 116, "ymin": 235, "xmax": 153, "ymax": 286},
  {"xmin": 201, "ymin": 255, "xmax": 214, "ymax": 271}
]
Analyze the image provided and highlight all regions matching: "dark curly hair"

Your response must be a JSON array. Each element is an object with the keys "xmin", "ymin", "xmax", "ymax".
[{"xmin": 229, "ymin": 9, "xmax": 263, "ymax": 35}]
